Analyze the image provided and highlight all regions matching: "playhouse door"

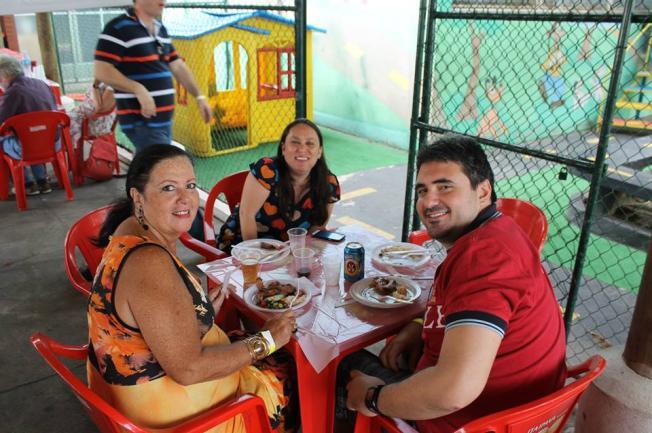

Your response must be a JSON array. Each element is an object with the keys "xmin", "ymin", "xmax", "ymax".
[{"xmin": 210, "ymin": 41, "xmax": 249, "ymax": 154}]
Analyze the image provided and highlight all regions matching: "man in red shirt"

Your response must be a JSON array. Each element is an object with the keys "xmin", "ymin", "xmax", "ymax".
[{"xmin": 342, "ymin": 135, "xmax": 567, "ymax": 432}]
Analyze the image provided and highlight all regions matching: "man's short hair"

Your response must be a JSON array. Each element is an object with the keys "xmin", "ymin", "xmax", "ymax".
[
  {"xmin": 417, "ymin": 134, "xmax": 497, "ymax": 203},
  {"xmin": 0, "ymin": 54, "xmax": 23, "ymax": 81}
]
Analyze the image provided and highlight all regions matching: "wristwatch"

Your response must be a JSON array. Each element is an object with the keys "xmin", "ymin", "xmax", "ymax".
[
  {"xmin": 364, "ymin": 385, "xmax": 385, "ymax": 415},
  {"xmin": 243, "ymin": 334, "xmax": 269, "ymax": 361}
]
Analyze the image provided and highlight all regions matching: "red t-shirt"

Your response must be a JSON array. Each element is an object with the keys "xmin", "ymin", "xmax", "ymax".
[{"xmin": 416, "ymin": 214, "xmax": 567, "ymax": 433}]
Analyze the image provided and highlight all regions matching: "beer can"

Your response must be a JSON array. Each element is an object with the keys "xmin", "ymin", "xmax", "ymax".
[{"xmin": 344, "ymin": 242, "xmax": 365, "ymax": 282}]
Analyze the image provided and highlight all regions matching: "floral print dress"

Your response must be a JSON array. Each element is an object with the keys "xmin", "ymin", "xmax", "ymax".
[
  {"xmin": 87, "ymin": 235, "xmax": 296, "ymax": 432},
  {"xmin": 217, "ymin": 157, "xmax": 340, "ymax": 253}
]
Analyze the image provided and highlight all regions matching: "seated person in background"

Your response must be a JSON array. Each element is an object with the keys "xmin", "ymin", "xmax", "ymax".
[
  {"xmin": 68, "ymin": 80, "xmax": 116, "ymax": 146},
  {"xmin": 88, "ymin": 145, "xmax": 299, "ymax": 432},
  {"xmin": 217, "ymin": 118, "xmax": 340, "ymax": 253},
  {"xmin": 339, "ymin": 135, "xmax": 567, "ymax": 433},
  {"xmin": 0, "ymin": 54, "xmax": 58, "ymax": 195}
]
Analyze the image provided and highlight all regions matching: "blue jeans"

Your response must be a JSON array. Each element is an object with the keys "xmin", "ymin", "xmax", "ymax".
[
  {"xmin": 1, "ymin": 135, "xmax": 60, "ymax": 184},
  {"xmin": 120, "ymin": 121, "xmax": 172, "ymax": 154}
]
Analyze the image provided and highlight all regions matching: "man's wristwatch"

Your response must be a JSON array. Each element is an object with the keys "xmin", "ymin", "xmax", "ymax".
[
  {"xmin": 243, "ymin": 334, "xmax": 269, "ymax": 361},
  {"xmin": 364, "ymin": 385, "xmax": 385, "ymax": 415}
]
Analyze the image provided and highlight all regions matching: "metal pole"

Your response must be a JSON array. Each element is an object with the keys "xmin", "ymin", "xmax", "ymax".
[
  {"xmin": 411, "ymin": 0, "xmax": 439, "ymax": 232},
  {"xmin": 402, "ymin": 0, "xmax": 431, "ymax": 241},
  {"xmin": 623, "ymin": 238, "xmax": 652, "ymax": 379},
  {"xmin": 36, "ymin": 12, "xmax": 62, "ymax": 84},
  {"xmin": 563, "ymin": 0, "xmax": 636, "ymax": 333},
  {"xmin": 294, "ymin": 0, "xmax": 307, "ymax": 119}
]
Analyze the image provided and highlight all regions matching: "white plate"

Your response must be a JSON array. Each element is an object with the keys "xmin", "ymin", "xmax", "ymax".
[
  {"xmin": 350, "ymin": 276, "xmax": 421, "ymax": 309},
  {"xmin": 243, "ymin": 279, "xmax": 312, "ymax": 313},
  {"xmin": 371, "ymin": 242, "xmax": 430, "ymax": 268},
  {"xmin": 232, "ymin": 239, "xmax": 291, "ymax": 266}
]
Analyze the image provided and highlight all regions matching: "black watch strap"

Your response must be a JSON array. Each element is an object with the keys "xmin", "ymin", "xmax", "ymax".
[{"xmin": 364, "ymin": 384, "xmax": 385, "ymax": 415}]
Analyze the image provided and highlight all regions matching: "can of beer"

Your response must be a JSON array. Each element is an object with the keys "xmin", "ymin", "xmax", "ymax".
[{"xmin": 343, "ymin": 242, "xmax": 365, "ymax": 282}]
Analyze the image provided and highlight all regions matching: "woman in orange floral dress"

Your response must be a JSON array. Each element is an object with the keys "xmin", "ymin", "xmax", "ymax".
[
  {"xmin": 217, "ymin": 118, "xmax": 340, "ymax": 253},
  {"xmin": 87, "ymin": 144, "xmax": 298, "ymax": 432}
]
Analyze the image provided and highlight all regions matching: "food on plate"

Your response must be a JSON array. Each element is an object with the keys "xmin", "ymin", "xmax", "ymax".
[
  {"xmin": 259, "ymin": 241, "xmax": 278, "ymax": 250},
  {"xmin": 253, "ymin": 278, "xmax": 306, "ymax": 309},
  {"xmin": 378, "ymin": 245, "xmax": 425, "ymax": 262},
  {"xmin": 370, "ymin": 277, "xmax": 411, "ymax": 300}
]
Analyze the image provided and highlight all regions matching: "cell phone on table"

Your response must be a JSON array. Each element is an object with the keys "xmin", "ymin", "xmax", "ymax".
[{"xmin": 312, "ymin": 229, "xmax": 346, "ymax": 242}]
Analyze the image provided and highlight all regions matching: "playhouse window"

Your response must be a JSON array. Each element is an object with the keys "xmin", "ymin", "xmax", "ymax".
[
  {"xmin": 214, "ymin": 41, "xmax": 248, "ymax": 92},
  {"xmin": 257, "ymin": 47, "xmax": 295, "ymax": 101}
]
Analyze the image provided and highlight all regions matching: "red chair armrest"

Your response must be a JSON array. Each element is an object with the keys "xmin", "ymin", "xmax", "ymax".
[
  {"xmin": 179, "ymin": 232, "xmax": 228, "ymax": 262},
  {"xmin": 168, "ymin": 394, "xmax": 272, "ymax": 433},
  {"xmin": 65, "ymin": 260, "xmax": 92, "ymax": 296}
]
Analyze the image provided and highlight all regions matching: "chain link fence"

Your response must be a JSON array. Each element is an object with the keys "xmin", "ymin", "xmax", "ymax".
[
  {"xmin": 404, "ymin": 0, "xmax": 651, "ymax": 362},
  {"xmin": 52, "ymin": 1, "xmax": 313, "ymax": 190}
]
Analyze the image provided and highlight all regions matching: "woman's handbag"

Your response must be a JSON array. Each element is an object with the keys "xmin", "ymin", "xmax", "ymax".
[{"xmin": 82, "ymin": 135, "xmax": 116, "ymax": 181}]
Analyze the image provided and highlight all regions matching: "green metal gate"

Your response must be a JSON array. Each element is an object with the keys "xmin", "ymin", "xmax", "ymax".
[{"xmin": 404, "ymin": 0, "xmax": 652, "ymax": 361}]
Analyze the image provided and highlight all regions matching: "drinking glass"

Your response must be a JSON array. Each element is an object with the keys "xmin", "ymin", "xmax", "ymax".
[
  {"xmin": 288, "ymin": 227, "xmax": 307, "ymax": 252},
  {"xmin": 321, "ymin": 250, "xmax": 341, "ymax": 287},
  {"xmin": 293, "ymin": 247, "xmax": 315, "ymax": 278},
  {"xmin": 239, "ymin": 250, "xmax": 262, "ymax": 287}
]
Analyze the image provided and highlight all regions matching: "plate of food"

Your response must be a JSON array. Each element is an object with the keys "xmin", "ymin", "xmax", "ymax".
[
  {"xmin": 244, "ymin": 278, "xmax": 311, "ymax": 313},
  {"xmin": 232, "ymin": 239, "xmax": 291, "ymax": 266},
  {"xmin": 350, "ymin": 276, "xmax": 421, "ymax": 309},
  {"xmin": 371, "ymin": 242, "xmax": 430, "ymax": 268}
]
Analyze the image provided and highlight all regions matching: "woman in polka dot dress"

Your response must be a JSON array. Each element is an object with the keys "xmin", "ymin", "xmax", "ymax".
[{"xmin": 217, "ymin": 118, "xmax": 340, "ymax": 253}]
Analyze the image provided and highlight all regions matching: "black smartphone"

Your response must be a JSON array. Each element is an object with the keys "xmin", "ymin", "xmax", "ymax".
[{"xmin": 312, "ymin": 229, "xmax": 346, "ymax": 242}]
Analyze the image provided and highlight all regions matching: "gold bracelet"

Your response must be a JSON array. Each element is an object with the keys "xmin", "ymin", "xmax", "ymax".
[
  {"xmin": 195, "ymin": 95, "xmax": 207, "ymax": 101},
  {"xmin": 243, "ymin": 334, "xmax": 270, "ymax": 362},
  {"xmin": 412, "ymin": 318, "xmax": 424, "ymax": 325}
]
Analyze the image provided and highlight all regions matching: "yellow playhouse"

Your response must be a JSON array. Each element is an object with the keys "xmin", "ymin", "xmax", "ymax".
[{"xmin": 165, "ymin": 10, "xmax": 325, "ymax": 156}]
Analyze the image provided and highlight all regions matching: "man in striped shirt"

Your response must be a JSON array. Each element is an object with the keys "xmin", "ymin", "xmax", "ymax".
[
  {"xmin": 339, "ymin": 136, "xmax": 566, "ymax": 433},
  {"xmin": 94, "ymin": 0, "xmax": 211, "ymax": 153}
]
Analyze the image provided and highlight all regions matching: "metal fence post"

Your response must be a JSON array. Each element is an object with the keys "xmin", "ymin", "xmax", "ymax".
[
  {"xmin": 294, "ymin": 0, "xmax": 307, "ymax": 119},
  {"xmin": 402, "ymin": 0, "xmax": 431, "ymax": 241}
]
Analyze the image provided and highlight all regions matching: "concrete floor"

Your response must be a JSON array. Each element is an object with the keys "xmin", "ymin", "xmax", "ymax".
[{"xmin": 0, "ymin": 177, "xmax": 126, "ymax": 432}]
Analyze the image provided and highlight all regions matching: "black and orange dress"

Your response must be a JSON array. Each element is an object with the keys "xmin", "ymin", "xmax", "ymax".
[
  {"xmin": 217, "ymin": 157, "xmax": 340, "ymax": 253},
  {"xmin": 87, "ymin": 235, "xmax": 293, "ymax": 432}
]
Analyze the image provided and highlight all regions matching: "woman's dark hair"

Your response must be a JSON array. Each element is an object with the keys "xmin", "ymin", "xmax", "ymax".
[
  {"xmin": 275, "ymin": 118, "xmax": 333, "ymax": 226},
  {"xmin": 417, "ymin": 134, "xmax": 497, "ymax": 203},
  {"xmin": 95, "ymin": 144, "xmax": 193, "ymax": 246}
]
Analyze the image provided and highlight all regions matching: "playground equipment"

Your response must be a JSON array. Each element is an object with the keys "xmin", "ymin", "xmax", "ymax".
[
  {"xmin": 165, "ymin": 10, "xmax": 324, "ymax": 156},
  {"xmin": 598, "ymin": 23, "xmax": 652, "ymax": 132}
]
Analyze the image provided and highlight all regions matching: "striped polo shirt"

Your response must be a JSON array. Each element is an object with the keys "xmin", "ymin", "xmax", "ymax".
[{"xmin": 95, "ymin": 8, "xmax": 179, "ymax": 130}]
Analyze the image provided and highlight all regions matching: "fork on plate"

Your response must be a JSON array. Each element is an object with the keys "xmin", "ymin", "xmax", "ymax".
[{"xmin": 369, "ymin": 293, "xmax": 414, "ymax": 304}]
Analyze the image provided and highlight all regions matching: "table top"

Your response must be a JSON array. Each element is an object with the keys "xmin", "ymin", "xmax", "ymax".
[{"xmin": 199, "ymin": 225, "xmax": 439, "ymax": 373}]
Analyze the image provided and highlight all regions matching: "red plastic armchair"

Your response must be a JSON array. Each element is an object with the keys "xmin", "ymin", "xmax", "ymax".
[
  {"xmin": 0, "ymin": 110, "xmax": 75, "ymax": 210},
  {"xmin": 64, "ymin": 205, "xmax": 112, "ymax": 296},
  {"xmin": 180, "ymin": 170, "xmax": 249, "ymax": 261},
  {"xmin": 30, "ymin": 332, "xmax": 274, "ymax": 433},
  {"xmin": 74, "ymin": 108, "xmax": 120, "ymax": 185},
  {"xmin": 408, "ymin": 198, "xmax": 549, "ymax": 253},
  {"xmin": 353, "ymin": 355, "xmax": 606, "ymax": 433}
]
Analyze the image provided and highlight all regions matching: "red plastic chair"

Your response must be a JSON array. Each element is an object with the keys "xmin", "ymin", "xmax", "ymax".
[
  {"xmin": 30, "ymin": 332, "xmax": 274, "ymax": 433},
  {"xmin": 178, "ymin": 170, "xmax": 249, "ymax": 330},
  {"xmin": 64, "ymin": 205, "xmax": 112, "ymax": 296},
  {"xmin": 408, "ymin": 198, "xmax": 549, "ymax": 253},
  {"xmin": 180, "ymin": 170, "xmax": 249, "ymax": 261},
  {"xmin": 0, "ymin": 110, "xmax": 75, "ymax": 210},
  {"xmin": 74, "ymin": 108, "xmax": 120, "ymax": 185},
  {"xmin": 353, "ymin": 355, "xmax": 606, "ymax": 433}
]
